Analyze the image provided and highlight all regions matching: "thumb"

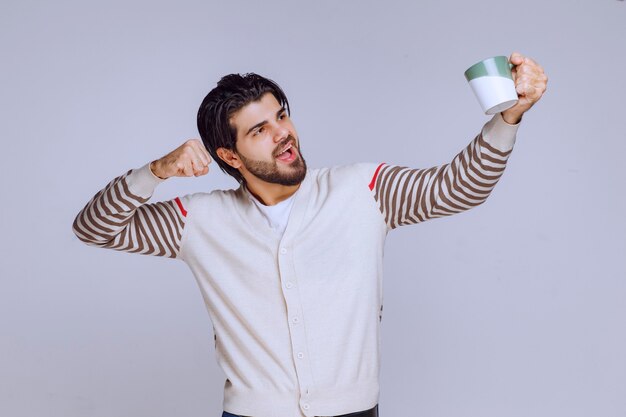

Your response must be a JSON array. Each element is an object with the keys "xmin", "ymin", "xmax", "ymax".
[{"xmin": 509, "ymin": 52, "xmax": 524, "ymax": 66}]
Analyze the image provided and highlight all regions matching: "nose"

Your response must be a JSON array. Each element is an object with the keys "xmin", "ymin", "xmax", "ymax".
[{"xmin": 273, "ymin": 125, "xmax": 289, "ymax": 143}]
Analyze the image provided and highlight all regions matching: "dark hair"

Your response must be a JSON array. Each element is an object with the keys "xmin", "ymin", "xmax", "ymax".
[{"xmin": 197, "ymin": 73, "xmax": 290, "ymax": 184}]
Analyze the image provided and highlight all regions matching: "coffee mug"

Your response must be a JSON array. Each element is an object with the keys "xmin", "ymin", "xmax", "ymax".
[{"xmin": 464, "ymin": 56, "xmax": 518, "ymax": 115}]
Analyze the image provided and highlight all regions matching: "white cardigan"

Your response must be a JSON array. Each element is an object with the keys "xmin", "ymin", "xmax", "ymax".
[{"xmin": 73, "ymin": 114, "xmax": 518, "ymax": 417}]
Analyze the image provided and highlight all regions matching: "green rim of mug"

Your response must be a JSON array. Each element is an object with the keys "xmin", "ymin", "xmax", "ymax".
[{"xmin": 464, "ymin": 56, "xmax": 513, "ymax": 81}]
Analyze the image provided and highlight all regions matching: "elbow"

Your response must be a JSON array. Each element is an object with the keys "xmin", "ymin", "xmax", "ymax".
[
  {"xmin": 71, "ymin": 213, "xmax": 103, "ymax": 246},
  {"xmin": 72, "ymin": 215, "xmax": 91, "ymax": 244}
]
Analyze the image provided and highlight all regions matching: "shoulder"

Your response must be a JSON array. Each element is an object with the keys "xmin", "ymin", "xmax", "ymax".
[
  {"xmin": 176, "ymin": 186, "xmax": 243, "ymax": 216},
  {"xmin": 305, "ymin": 163, "xmax": 385, "ymax": 195},
  {"xmin": 311, "ymin": 163, "xmax": 383, "ymax": 182}
]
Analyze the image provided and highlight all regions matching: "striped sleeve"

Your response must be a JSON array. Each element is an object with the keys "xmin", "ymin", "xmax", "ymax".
[
  {"xmin": 370, "ymin": 113, "xmax": 519, "ymax": 230},
  {"xmin": 72, "ymin": 163, "xmax": 187, "ymax": 259}
]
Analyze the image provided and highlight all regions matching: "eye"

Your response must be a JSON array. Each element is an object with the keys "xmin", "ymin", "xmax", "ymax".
[
  {"xmin": 253, "ymin": 126, "xmax": 264, "ymax": 136},
  {"xmin": 278, "ymin": 112, "xmax": 287, "ymax": 121}
]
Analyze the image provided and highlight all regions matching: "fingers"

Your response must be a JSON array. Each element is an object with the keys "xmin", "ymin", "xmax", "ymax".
[
  {"xmin": 191, "ymin": 158, "xmax": 209, "ymax": 177},
  {"xmin": 190, "ymin": 139, "xmax": 211, "ymax": 167},
  {"xmin": 515, "ymin": 74, "xmax": 546, "ymax": 102},
  {"xmin": 520, "ymin": 74, "xmax": 547, "ymax": 97},
  {"xmin": 510, "ymin": 53, "xmax": 547, "ymax": 104},
  {"xmin": 186, "ymin": 139, "xmax": 211, "ymax": 177},
  {"xmin": 516, "ymin": 82, "xmax": 536, "ymax": 98},
  {"xmin": 179, "ymin": 159, "xmax": 195, "ymax": 177},
  {"xmin": 161, "ymin": 139, "xmax": 212, "ymax": 178},
  {"xmin": 509, "ymin": 52, "xmax": 525, "ymax": 66},
  {"xmin": 509, "ymin": 52, "xmax": 543, "ymax": 77},
  {"xmin": 510, "ymin": 52, "xmax": 547, "ymax": 82}
]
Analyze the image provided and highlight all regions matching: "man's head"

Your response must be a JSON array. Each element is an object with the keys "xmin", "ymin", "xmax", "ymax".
[{"xmin": 197, "ymin": 73, "xmax": 306, "ymax": 186}]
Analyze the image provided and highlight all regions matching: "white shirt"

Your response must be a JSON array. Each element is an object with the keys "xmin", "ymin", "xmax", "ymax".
[{"xmin": 248, "ymin": 190, "xmax": 297, "ymax": 237}]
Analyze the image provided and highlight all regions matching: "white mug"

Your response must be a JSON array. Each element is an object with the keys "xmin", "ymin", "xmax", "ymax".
[{"xmin": 465, "ymin": 56, "xmax": 518, "ymax": 115}]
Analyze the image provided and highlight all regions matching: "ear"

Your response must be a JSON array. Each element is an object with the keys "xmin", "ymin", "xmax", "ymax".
[{"xmin": 216, "ymin": 147, "xmax": 242, "ymax": 169}]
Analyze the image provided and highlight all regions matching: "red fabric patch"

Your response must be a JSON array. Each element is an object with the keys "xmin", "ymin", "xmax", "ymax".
[
  {"xmin": 368, "ymin": 163, "xmax": 386, "ymax": 191},
  {"xmin": 174, "ymin": 197, "xmax": 187, "ymax": 217}
]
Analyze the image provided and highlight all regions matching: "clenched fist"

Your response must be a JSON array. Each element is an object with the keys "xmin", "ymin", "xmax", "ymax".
[
  {"xmin": 150, "ymin": 139, "xmax": 212, "ymax": 179},
  {"xmin": 502, "ymin": 52, "xmax": 548, "ymax": 124}
]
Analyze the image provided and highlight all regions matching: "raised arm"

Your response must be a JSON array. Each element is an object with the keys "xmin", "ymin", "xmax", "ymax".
[
  {"xmin": 371, "ymin": 114, "xmax": 517, "ymax": 229},
  {"xmin": 371, "ymin": 52, "xmax": 547, "ymax": 229},
  {"xmin": 72, "ymin": 139, "xmax": 211, "ymax": 258}
]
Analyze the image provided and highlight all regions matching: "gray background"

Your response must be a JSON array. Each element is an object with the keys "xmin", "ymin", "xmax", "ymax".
[{"xmin": 1, "ymin": 0, "xmax": 624, "ymax": 416}]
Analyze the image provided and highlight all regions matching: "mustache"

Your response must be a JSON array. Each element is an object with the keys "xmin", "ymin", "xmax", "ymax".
[{"xmin": 273, "ymin": 135, "xmax": 298, "ymax": 157}]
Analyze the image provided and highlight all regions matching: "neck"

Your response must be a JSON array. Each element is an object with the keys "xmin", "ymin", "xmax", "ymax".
[{"xmin": 244, "ymin": 177, "xmax": 301, "ymax": 206}]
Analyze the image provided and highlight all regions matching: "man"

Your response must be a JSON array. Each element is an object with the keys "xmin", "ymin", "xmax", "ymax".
[{"xmin": 73, "ymin": 53, "xmax": 547, "ymax": 417}]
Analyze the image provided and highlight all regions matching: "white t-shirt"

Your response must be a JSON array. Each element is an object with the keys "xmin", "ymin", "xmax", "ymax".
[{"xmin": 248, "ymin": 191, "xmax": 297, "ymax": 237}]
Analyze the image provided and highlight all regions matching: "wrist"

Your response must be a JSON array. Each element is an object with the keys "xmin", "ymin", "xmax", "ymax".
[
  {"xmin": 149, "ymin": 160, "xmax": 167, "ymax": 180},
  {"xmin": 501, "ymin": 110, "xmax": 523, "ymax": 125}
]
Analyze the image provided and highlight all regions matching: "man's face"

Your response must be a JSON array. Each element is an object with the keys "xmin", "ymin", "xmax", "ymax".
[{"xmin": 229, "ymin": 92, "xmax": 306, "ymax": 186}]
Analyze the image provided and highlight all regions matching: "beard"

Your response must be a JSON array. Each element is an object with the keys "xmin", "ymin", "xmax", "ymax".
[{"xmin": 237, "ymin": 135, "xmax": 307, "ymax": 186}]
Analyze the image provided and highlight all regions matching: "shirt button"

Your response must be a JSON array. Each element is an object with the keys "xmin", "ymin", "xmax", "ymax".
[
  {"xmin": 297, "ymin": 352, "xmax": 304, "ymax": 359},
  {"xmin": 302, "ymin": 403, "xmax": 310, "ymax": 410},
  {"xmin": 280, "ymin": 247, "xmax": 287, "ymax": 254},
  {"xmin": 292, "ymin": 316, "xmax": 300, "ymax": 324},
  {"xmin": 286, "ymin": 282, "xmax": 293, "ymax": 289}
]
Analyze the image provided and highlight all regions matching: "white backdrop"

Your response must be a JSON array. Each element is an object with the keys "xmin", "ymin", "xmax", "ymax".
[{"xmin": 1, "ymin": 0, "xmax": 625, "ymax": 416}]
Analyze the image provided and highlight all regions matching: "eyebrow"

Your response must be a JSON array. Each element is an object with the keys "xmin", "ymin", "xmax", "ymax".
[{"xmin": 245, "ymin": 107, "xmax": 286, "ymax": 136}]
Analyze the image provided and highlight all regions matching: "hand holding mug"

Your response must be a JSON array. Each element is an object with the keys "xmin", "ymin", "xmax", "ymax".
[{"xmin": 502, "ymin": 52, "xmax": 548, "ymax": 124}]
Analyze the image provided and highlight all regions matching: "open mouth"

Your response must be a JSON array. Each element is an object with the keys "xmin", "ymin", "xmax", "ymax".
[{"xmin": 275, "ymin": 142, "xmax": 297, "ymax": 163}]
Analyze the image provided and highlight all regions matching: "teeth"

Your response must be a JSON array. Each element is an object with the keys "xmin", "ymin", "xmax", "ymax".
[{"xmin": 278, "ymin": 144, "xmax": 292, "ymax": 155}]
